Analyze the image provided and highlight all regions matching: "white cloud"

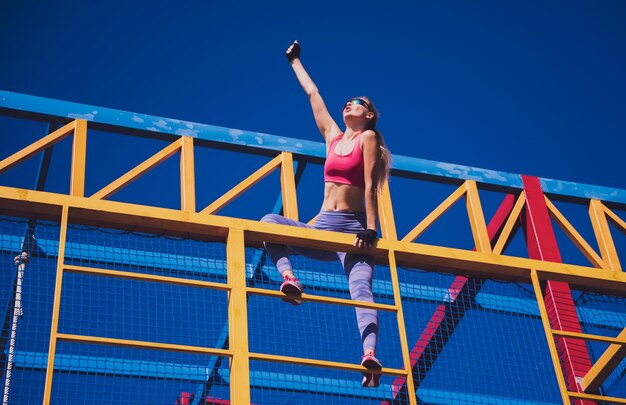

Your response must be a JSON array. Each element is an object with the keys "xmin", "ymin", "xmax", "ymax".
[
  {"xmin": 152, "ymin": 119, "xmax": 172, "ymax": 130},
  {"xmin": 69, "ymin": 113, "xmax": 95, "ymax": 120},
  {"xmin": 176, "ymin": 129, "xmax": 199, "ymax": 137}
]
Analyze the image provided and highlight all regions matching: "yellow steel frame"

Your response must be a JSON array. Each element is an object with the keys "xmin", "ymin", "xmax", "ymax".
[
  {"xmin": 532, "ymin": 267, "xmax": 626, "ymax": 404},
  {"xmin": 1, "ymin": 121, "xmax": 625, "ymax": 403}
]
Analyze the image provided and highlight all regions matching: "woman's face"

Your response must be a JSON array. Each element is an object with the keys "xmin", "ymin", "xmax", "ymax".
[{"xmin": 342, "ymin": 98, "xmax": 373, "ymax": 121}]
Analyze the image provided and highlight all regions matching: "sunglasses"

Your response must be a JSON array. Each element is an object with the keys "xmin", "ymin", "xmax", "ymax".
[{"xmin": 344, "ymin": 98, "xmax": 371, "ymax": 111}]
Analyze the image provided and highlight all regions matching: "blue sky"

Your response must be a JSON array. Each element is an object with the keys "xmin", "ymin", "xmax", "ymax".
[
  {"xmin": 1, "ymin": 0, "xmax": 625, "ymax": 231},
  {"xmin": 1, "ymin": 3, "xmax": 626, "ymax": 402}
]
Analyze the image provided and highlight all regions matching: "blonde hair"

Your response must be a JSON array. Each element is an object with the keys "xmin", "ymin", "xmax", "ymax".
[{"xmin": 359, "ymin": 96, "xmax": 391, "ymax": 191}]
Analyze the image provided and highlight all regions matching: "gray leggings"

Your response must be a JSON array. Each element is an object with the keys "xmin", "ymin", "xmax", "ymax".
[{"xmin": 261, "ymin": 211, "xmax": 378, "ymax": 353}]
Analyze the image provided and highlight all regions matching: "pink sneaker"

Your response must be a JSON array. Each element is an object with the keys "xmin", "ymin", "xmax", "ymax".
[
  {"xmin": 280, "ymin": 275, "xmax": 304, "ymax": 306},
  {"xmin": 361, "ymin": 354, "xmax": 382, "ymax": 388}
]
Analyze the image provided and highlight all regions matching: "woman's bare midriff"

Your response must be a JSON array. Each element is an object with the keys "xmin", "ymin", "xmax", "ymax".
[{"xmin": 321, "ymin": 182, "xmax": 366, "ymax": 212}]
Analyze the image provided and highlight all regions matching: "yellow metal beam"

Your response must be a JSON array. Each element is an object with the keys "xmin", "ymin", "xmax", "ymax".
[
  {"xmin": 249, "ymin": 352, "xmax": 408, "ymax": 376},
  {"xmin": 280, "ymin": 152, "xmax": 299, "ymax": 220},
  {"xmin": 605, "ymin": 205, "xmax": 626, "ymax": 237},
  {"xmin": 465, "ymin": 180, "xmax": 491, "ymax": 253},
  {"xmin": 582, "ymin": 328, "xmax": 626, "ymax": 393},
  {"xmin": 402, "ymin": 181, "xmax": 468, "ymax": 243},
  {"xmin": 589, "ymin": 199, "xmax": 622, "ymax": 271},
  {"xmin": 180, "ymin": 136, "xmax": 196, "ymax": 212},
  {"xmin": 568, "ymin": 391, "xmax": 626, "ymax": 404},
  {"xmin": 551, "ymin": 329, "xmax": 626, "ymax": 345},
  {"xmin": 56, "ymin": 333, "xmax": 233, "ymax": 357},
  {"xmin": 70, "ymin": 120, "xmax": 87, "ymax": 197},
  {"xmin": 91, "ymin": 138, "xmax": 182, "ymax": 200},
  {"xmin": 544, "ymin": 196, "xmax": 605, "ymax": 268},
  {"xmin": 0, "ymin": 120, "xmax": 76, "ymax": 175},
  {"xmin": 200, "ymin": 154, "xmax": 282, "ymax": 215},
  {"xmin": 43, "ymin": 205, "xmax": 69, "ymax": 405},
  {"xmin": 64, "ymin": 264, "xmax": 230, "ymax": 291},
  {"xmin": 227, "ymin": 228, "xmax": 251, "ymax": 404},
  {"xmin": 1, "ymin": 186, "xmax": 625, "ymax": 293},
  {"xmin": 246, "ymin": 287, "xmax": 397, "ymax": 311},
  {"xmin": 530, "ymin": 269, "xmax": 571, "ymax": 405},
  {"xmin": 388, "ymin": 250, "xmax": 417, "ymax": 405},
  {"xmin": 493, "ymin": 193, "xmax": 525, "ymax": 255},
  {"xmin": 378, "ymin": 181, "xmax": 398, "ymax": 240}
]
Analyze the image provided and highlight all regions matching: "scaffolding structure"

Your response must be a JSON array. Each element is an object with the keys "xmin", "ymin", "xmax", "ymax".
[{"xmin": 0, "ymin": 90, "xmax": 624, "ymax": 404}]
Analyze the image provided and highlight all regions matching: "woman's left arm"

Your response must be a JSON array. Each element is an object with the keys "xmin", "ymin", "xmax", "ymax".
[{"xmin": 355, "ymin": 130, "xmax": 380, "ymax": 248}]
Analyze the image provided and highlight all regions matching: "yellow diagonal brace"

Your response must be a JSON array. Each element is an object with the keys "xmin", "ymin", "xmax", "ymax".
[
  {"xmin": 0, "ymin": 120, "xmax": 76, "ymax": 175},
  {"xmin": 568, "ymin": 391, "xmax": 626, "ymax": 404},
  {"xmin": 605, "ymin": 205, "xmax": 626, "ymax": 236},
  {"xmin": 530, "ymin": 270, "xmax": 571, "ymax": 405},
  {"xmin": 544, "ymin": 196, "xmax": 605, "ymax": 268},
  {"xmin": 43, "ymin": 205, "xmax": 70, "ymax": 405},
  {"xmin": 589, "ymin": 200, "xmax": 622, "ymax": 271},
  {"xmin": 227, "ymin": 228, "xmax": 250, "ymax": 404},
  {"xmin": 493, "ymin": 193, "xmax": 525, "ymax": 255},
  {"xmin": 180, "ymin": 136, "xmax": 196, "ymax": 212},
  {"xmin": 402, "ymin": 181, "xmax": 467, "ymax": 243},
  {"xmin": 551, "ymin": 329, "xmax": 626, "ymax": 345},
  {"xmin": 200, "ymin": 154, "xmax": 282, "ymax": 215},
  {"xmin": 582, "ymin": 328, "xmax": 626, "ymax": 392},
  {"xmin": 465, "ymin": 180, "xmax": 491, "ymax": 253},
  {"xmin": 91, "ymin": 138, "xmax": 182, "ymax": 200},
  {"xmin": 378, "ymin": 181, "xmax": 398, "ymax": 240},
  {"xmin": 280, "ymin": 152, "xmax": 299, "ymax": 220},
  {"xmin": 70, "ymin": 120, "xmax": 87, "ymax": 197}
]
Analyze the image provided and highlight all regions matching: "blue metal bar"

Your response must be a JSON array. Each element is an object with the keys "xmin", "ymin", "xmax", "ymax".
[{"xmin": 2, "ymin": 90, "xmax": 625, "ymax": 205}]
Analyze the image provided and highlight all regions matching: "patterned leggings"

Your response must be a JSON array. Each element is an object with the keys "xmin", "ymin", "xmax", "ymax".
[{"xmin": 261, "ymin": 210, "xmax": 378, "ymax": 352}]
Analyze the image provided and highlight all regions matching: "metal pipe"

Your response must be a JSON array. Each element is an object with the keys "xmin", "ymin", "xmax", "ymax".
[{"xmin": 3, "ymin": 252, "xmax": 27, "ymax": 405}]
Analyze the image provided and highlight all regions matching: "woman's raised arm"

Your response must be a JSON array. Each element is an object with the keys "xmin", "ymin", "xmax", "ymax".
[{"xmin": 286, "ymin": 41, "xmax": 341, "ymax": 143}]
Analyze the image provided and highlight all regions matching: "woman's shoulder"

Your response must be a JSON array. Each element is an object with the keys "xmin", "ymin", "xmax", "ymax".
[
  {"xmin": 359, "ymin": 130, "xmax": 378, "ymax": 147},
  {"xmin": 361, "ymin": 130, "xmax": 376, "ymax": 139}
]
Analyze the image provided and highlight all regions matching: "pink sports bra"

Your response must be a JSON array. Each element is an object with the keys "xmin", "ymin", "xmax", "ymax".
[{"xmin": 324, "ymin": 133, "xmax": 365, "ymax": 188}]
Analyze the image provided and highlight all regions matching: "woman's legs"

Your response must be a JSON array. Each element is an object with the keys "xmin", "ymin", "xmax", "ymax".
[
  {"xmin": 261, "ymin": 213, "xmax": 338, "ymax": 305},
  {"xmin": 260, "ymin": 213, "xmax": 337, "ymax": 275},
  {"xmin": 261, "ymin": 211, "xmax": 381, "ymax": 385},
  {"xmin": 340, "ymin": 252, "xmax": 378, "ymax": 354}
]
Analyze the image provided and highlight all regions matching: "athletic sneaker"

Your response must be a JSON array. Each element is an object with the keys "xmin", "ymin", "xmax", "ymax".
[
  {"xmin": 361, "ymin": 354, "xmax": 382, "ymax": 388},
  {"xmin": 280, "ymin": 275, "xmax": 304, "ymax": 306}
]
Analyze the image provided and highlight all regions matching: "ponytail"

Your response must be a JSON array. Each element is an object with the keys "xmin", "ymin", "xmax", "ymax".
[
  {"xmin": 373, "ymin": 129, "xmax": 391, "ymax": 191},
  {"xmin": 358, "ymin": 96, "xmax": 391, "ymax": 192}
]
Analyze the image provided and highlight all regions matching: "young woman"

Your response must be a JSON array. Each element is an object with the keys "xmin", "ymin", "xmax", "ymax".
[{"xmin": 260, "ymin": 41, "xmax": 391, "ymax": 388}]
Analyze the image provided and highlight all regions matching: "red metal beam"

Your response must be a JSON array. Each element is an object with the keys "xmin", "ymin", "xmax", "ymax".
[
  {"xmin": 522, "ymin": 175, "xmax": 594, "ymax": 405},
  {"xmin": 383, "ymin": 193, "xmax": 517, "ymax": 404}
]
